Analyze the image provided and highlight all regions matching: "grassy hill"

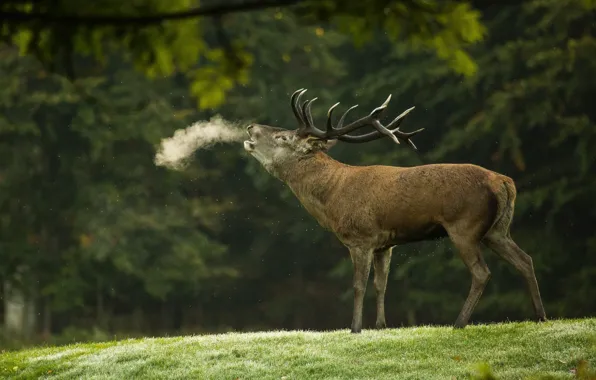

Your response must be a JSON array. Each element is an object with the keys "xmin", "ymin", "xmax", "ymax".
[{"xmin": 1, "ymin": 318, "xmax": 595, "ymax": 379}]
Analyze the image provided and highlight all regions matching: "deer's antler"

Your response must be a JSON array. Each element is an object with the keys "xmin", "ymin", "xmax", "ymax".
[{"xmin": 290, "ymin": 88, "xmax": 424, "ymax": 150}]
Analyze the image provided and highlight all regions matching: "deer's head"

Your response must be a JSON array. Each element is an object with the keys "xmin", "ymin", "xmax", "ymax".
[{"xmin": 244, "ymin": 88, "xmax": 424, "ymax": 176}]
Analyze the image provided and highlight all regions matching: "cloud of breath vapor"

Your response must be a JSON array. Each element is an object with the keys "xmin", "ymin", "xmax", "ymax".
[{"xmin": 154, "ymin": 115, "xmax": 246, "ymax": 171}]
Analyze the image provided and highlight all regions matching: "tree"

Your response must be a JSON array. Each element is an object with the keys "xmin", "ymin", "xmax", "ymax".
[
  {"xmin": 0, "ymin": 47, "xmax": 237, "ymax": 337},
  {"xmin": 1, "ymin": 0, "xmax": 485, "ymax": 109}
]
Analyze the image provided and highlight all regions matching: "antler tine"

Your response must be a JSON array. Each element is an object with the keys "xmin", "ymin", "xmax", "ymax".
[
  {"xmin": 369, "ymin": 94, "xmax": 392, "ymax": 119},
  {"xmin": 325, "ymin": 94, "xmax": 396, "ymax": 142},
  {"xmin": 338, "ymin": 128, "xmax": 424, "ymax": 149},
  {"xmin": 304, "ymin": 97, "xmax": 318, "ymax": 128},
  {"xmin": 337, "ymin": 106, "xmax": 423, "ymax": 149},
  {"xmin": 297, "ymin": 98, "xmax": 310, "ymax": 133},
  {"xmin": 300, "ymin": 99, "xmax": 309, "ymax": 114},
  {"xmin": 291, "ymin": 88, "xmax": 307, "ymax": 126},
  {"xmin": 297, "ymin": 97, "xmax": 327, "ymax": 137},
  {"xmin": 386, "ymin": 106, "xmax": 422, "ymax": 146},
  {"xmin": 370, "ymin": 120, "xmax": 401, "ymax": 145},
  {"xmin": 335, "ymin": 104, "xmax": 359, "ymax": 131},
  {"xmin": 387, "ymin": 106, "xmax": 415, "ymax": 129},
  {"xmin": 327, "ymin": 95, "xmax": 390, "ymax": 135},
  {"xmin": 326, "ymin": 102, "xmax": 340, "ymax": 133},
  {"xmin": 299, "ymin": 98, "xmax": 311, "ymax": 130}
]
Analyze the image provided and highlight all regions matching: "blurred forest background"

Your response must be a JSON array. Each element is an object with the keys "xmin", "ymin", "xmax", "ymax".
[{"xmin": 0, "ymin": 0, "xmax": 595, "ymax": 349}]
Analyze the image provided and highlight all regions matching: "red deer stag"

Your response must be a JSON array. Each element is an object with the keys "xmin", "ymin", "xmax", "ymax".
[{"xmin": 243, "ymin": 88, "xmax": 547, "ymax": 333}]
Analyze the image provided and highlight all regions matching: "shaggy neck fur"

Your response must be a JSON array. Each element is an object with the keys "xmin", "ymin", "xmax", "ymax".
[{"xmin": 274, "ymin": 152, "xmax": 348, "ymax": 227}]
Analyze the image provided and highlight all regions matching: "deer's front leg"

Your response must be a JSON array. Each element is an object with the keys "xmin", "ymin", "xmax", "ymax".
[
  {"xmin": 373, "ymin": 247, "xmax": 393, "ymax": 329},
  {"xmin": 349, "ymin": 247, "xmax": 373, "ymax": 334}
]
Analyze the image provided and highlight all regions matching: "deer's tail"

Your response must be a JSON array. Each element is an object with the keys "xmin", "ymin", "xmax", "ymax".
[{"xmin": 488, "ymin": 176, "xmax": 517, "ymax": 237}]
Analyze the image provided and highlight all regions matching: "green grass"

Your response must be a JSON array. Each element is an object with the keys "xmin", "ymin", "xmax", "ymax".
[{"xmin": 1, "ymin": 318, "xmax": 595, "ymax": 379}]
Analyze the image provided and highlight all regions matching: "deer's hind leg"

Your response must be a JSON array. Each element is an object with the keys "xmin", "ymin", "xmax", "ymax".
[
  {"xmin": 447, "ymin": 222, "xmax": 492, "ymax": 329},
  {"xmin": 483, "ymin": 231, "xmax": 547, "ymax": 322},
  {"xmin": 452, "ymin": 239, "xmax": 491, "ymax": 329}
]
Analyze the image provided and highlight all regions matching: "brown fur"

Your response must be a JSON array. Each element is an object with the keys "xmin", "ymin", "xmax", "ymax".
[{"xmin": 244, "ymin": 123, "xmax": 546, "ymax": 333}]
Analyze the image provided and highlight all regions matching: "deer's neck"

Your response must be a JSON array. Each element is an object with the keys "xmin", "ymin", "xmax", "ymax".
[{"xmin": 277, "ymin": 152, "xmax": 347, "ymax": 228}]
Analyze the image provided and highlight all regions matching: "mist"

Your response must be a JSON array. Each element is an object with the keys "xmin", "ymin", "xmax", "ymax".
[{"xmin": 155, "ymin": 115, "xmax": 246, "ymax": 170}]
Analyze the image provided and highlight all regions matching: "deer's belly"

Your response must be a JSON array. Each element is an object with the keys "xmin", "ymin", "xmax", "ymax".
[
  {"xmin": 389, "ymin": 223, "xmax": 448, "ymax": 245},
  {"xmin": 334, "ymin": 219, "xmax": 448, "ymax": 249}
]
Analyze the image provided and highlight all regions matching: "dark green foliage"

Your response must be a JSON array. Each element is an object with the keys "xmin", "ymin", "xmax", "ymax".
[
  {"xmin": 0, "ymin": 47, "xmax": 236, "ymax": 330},
  {"xmin": 0, "ymin": 0, "xmax": 485, "ymax": 109},
  {"xmin": 0, "ymin": 0, "xmax": 595, "ymax": 346},
  {"xmin": 320, "ymin": 0, "xmax": 596, "ymax": 326}
]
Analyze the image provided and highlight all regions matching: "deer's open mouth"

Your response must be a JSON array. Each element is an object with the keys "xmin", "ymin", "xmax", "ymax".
[
  {"xmin": 244, "ymin": 128, "xmax": 256, "ymax": 152},
  {"xmin": 244, "ymin": 140, "xmax": 255, "ymax": 152}
]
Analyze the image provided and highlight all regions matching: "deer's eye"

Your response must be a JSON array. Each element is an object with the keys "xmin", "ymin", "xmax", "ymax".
[{"xmin": 275, "ymin": 135, "xmax": 287, "ymax": 141}]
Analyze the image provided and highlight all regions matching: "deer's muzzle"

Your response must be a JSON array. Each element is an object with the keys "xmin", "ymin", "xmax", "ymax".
[{"xmin": 244, "ymin": 125, "xmax": 256, "ymax": 152}]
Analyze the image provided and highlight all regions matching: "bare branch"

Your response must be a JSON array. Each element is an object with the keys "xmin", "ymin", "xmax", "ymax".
[{"xmin": 0, "ymin": 0, "xmax": 302, "ymax": 26}]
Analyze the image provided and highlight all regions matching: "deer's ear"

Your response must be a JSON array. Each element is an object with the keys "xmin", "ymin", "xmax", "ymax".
[
  {"xmin": 322, "ymin": 139, "xmax": 338, "ymax": 151},
  {"xmin": 302, "ymin": 136, "xmax": 337, "ymax": 152},
  {"xmin": 308, "ymin": 137, "xmax": 337, "ymax": 152}
]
